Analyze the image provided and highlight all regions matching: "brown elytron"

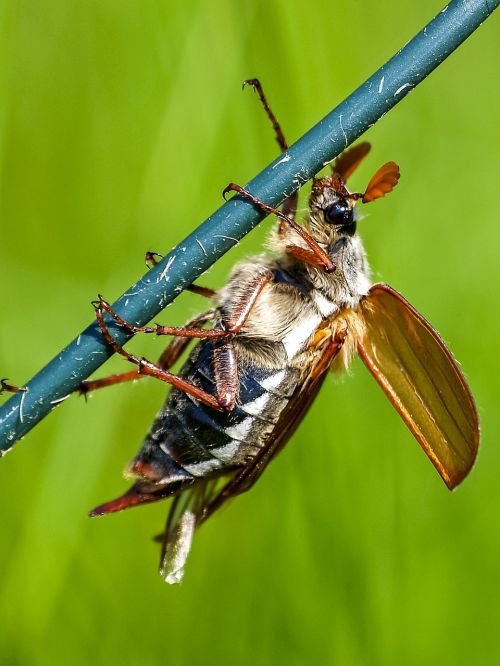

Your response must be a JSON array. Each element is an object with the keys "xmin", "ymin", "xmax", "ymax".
[{"xmin": 75, "ymin": 80, "xmax": 478, "ymax": 583}]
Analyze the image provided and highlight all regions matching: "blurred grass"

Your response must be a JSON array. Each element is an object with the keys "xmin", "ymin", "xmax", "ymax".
[{"xmin": 0, "ymin": 1, "xmax": 498, "ymax": 664}]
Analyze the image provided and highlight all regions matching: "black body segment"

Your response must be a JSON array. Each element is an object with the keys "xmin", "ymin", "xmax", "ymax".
[{"xmin": 130, "ymin": 337, "xmax": 303, "ymax": 490}]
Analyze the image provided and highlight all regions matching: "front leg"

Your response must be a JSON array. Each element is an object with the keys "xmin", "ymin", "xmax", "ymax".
[
  {"xmin": 223, "ymin": 183, "xmax": 335, "ymax": 273},
  {"xmin": 95, "ymin": 269, "xmax": 271, "ymax": 340},
  {"xmin": 285, "ymin": 244, "xmax": 336, "ymax": 272}
]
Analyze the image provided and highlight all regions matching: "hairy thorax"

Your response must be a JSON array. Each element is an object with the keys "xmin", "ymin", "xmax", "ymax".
[{"xmin": 216, "ymin": 234, "xmax": 371, "ymax": 371}]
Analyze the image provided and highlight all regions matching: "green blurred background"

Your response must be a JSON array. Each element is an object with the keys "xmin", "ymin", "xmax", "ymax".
[{"xmin": 0, "ymin": 1, "xmax": 498, "ymax": 664}]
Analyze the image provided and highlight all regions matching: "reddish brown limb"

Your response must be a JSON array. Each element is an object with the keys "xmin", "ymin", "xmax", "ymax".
[
  {"xmin": 309, "ymin": 326, "xmax": 348, "ymax": 381},
  {"xmin": 242, "ymin": 79, "xmax": 299, "ymax": 224},
  {"xmin": 223, "ymin": 270, "xmax": 273, "ymax": 330},
  {"xmin": 95, "ymin": 271, "xmax": 269, "ymax": 339},
  {"xmin": 79, "ymin": 371, "xmax": 141, "ymax": 395},
  {"xmin": 191, "ymin": 272, "xmax": 274, "ymax": 411},
  {"xmin": 200, "ymin": 271, "xmax": 274, "ymax": 410},
  {"xmin": 278, "ymin": 189, "xmax": 299, "ymax": 236},
  {"xmin": 145, "ymin": 251, "xmax": 163, "ymax": 268},
  {"xmin": 244, "ymin": 79, "xmax": 288, "ymax": 152},
  {"xmin": 0, "ymin": 379, "xmax": 27, "ymax": 395},
  {"xmin": 79, "ymin": 310, "xmax": 214, "ymax": 395},
  {"xmin": 157, "ymin": 337, "xmax": 193, "ymax": 370},
  {"xmin": 94, "ymin": 297, "xmax": 224, "ymax": 339},
  {"xmin": 186, "ymin": 284, "xmax": 217, "ymax": 299},
  {"xmin": 285, "ymin": 245, "xmax": 335, "ymax": 271},
  {"xmin": 245, "ymin": 79, "xmax": 304, "ymax": 227},
  {"xmin": 93, "ymin": 304, "xmax": 225, "ymax": 410},
  {"xmin": 92, "ymin": 271, "xmax": 272, "ymax": 409},
  {"xmin": 278, "ymin": 195, "xmax": 297, "ymax": 231},
  {"xmin": 212, "ymin": 339, "xmax": 238, "ymax": 410},
  {"xmin": 154, "ymin": 305, "xmax": 213, "ymax": 367},
  {"xmin": 145, "ymin": 251, "xmax": 216, "ymax": 298},
  {"xmin": 277, "ymin": 220, "xmax": 288, "ymax": 238},
  {"xmin": 223, "ymin": 184, "xmax": 335, "ymax": 273}
]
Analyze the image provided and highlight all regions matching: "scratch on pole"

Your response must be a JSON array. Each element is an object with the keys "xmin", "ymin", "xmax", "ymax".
[
  {"xmin": 339, "ymin": 114, "xmax": 348, "ymax": 148},
  {"xmin": 158, "ymin": 255, "xmax": 176, "ymax": 283},
  {"xmin": 196, "ymin": 239, "xmax": 208, "ymax": 257}
]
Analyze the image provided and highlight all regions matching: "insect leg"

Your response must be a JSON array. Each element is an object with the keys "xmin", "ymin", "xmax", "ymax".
[
  {"xmin": 93, "ymin": 296, "xmax": 228, "ymax": 339},
  {"xmin": 309, "ymin": 325, "xmax": 348, "ymax": 380},
  {"xmin": 223, "ymin": 184, "xmax": 335, "ymax": 273},
  {"xmin": 79, "ymin": 310, "xmax": 214, "ymax": 395},
  {"xmin": 0, "ymin": 379, "xmax": 27, "ymax": 395},
  {"xmin": 212, "ymin": 338, "xmax": 238, "ymax": 410},
  {"xmin": 185, "ymin": 284, "xmax": 217, "ymax": 298},
  {"xmin": 145, "ymin": 251, "xmax": 216, "ymax": 298},
  {"xmin": 92, "ymin": 271, "xmax": 271, "ymax": 409},
  {"xmin": 284, "ymin": 244, "xmax": 336, "ymax": 271},
  {"xmin": 93, "ymin": 304, "xmax": 227, "ymax": 410},
  {"xmin": 208, "ymin": 269, "xmax": 275, "ymax": 409},
  {"xmin": 95, "ymin": 267, "xmax": 271, "ymax": 340},
  {"xmin": 243, "ymin": 78, "xmax": 297, "ymax": 224},
  {"xmin": 244, "ymin": 79, "xmax": 288, "ymax": 152},
  {"xmin": 144, "ymin": 251, "xmax": 163, "ymax": 268}
]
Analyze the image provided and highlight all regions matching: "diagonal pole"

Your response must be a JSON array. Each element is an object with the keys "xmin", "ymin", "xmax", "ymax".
[{"xmin": 0, "ymin": 0, "xmax": 498, "ymax": 453}]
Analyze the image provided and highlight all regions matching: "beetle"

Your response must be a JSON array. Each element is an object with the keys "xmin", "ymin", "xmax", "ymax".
[{"xmin": 73, "ymin": 81, "xmax": 479, "ymax": 583}]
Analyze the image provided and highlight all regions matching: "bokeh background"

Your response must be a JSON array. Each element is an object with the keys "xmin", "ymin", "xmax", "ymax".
[{"xmin": 0, "ymin": 1, "xmax": 498, "ymax": 664}]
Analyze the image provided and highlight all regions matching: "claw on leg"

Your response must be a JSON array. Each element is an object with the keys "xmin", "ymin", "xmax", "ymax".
[
  {"xmin": 223, "ymin": 183, "xmax": 335, "ymax": 273},
  {"xmin": 145, "ymin": 251, "xmax": 163, "ymax": 269},
  {"xmin": 0, "ymin": 379, "xmax": 27, "ymax": 395}
]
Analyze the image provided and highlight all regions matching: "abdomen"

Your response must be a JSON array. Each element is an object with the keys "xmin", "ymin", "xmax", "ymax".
[{"xmin": 129, "ymin": 339, "xmax": 302, "ymax": 490}]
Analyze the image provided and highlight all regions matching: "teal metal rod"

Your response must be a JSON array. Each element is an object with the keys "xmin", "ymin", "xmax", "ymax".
[{"xmin": 0, "ymin": 0, "xmax": 498, "ymax": 452}]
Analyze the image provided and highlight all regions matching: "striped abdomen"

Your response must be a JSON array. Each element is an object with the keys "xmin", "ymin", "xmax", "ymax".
[{"xmin": 129, "ymin": 339, "xmax": 302, "ymax": 493}]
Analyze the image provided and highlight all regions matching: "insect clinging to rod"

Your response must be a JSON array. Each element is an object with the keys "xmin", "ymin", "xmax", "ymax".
[{"xmin": 75, "ymin": 79, "xmax": 479, "ymax": 583}]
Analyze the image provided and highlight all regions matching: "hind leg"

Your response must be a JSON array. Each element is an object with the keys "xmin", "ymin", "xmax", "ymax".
[
  {"xmin": 243, "ymin": 78, "xmax": 298, "ymax": 231},
  {"xmin": 79, "ymin": 309, "xmax": 215, "ymax": 395}
]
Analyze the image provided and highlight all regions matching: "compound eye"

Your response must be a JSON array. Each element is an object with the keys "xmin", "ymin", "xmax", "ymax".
[{"xmin": 324, "ymin": 199, "xmax": 352, "ymax": 226}]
